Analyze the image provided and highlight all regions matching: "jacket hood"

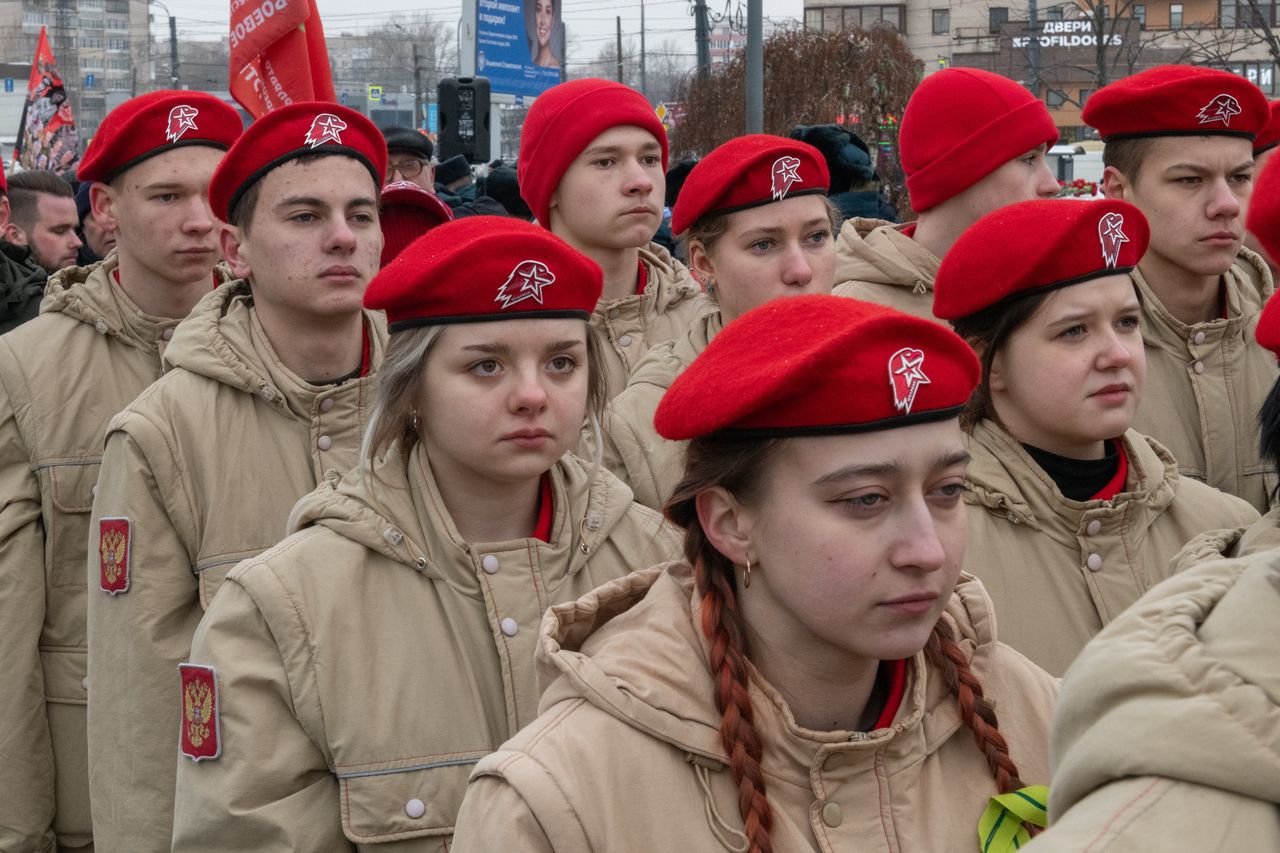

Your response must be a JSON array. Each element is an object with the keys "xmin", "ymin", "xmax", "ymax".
[
  {"xmin": 966, "ymin": 421, "xmax": 1178, "ymax": 544},
  {"xmin": 636, "ymin": 241, "xmax": 705, "ymax": 313},
  {"xmin": 1134, "ymin": 248, "xmax": 1273, "ymax": 351},
  {"xmin": 1048, "ymin": 552, "xmax": 1280, "ymax": 816},
  {"xmin": 625, "ymin": 310, "xmax": 723, "ymax": 391},
  {"xmin": 40, "ymin": 252, "xmax": 238, "ymax": 352},
  {"xmin": 0, "ymin": 240, "xmax": 47, "ymax": 322},
  {"xmin": 534, "ymin": 562, "xmax": 1006, "ymax": 777},
  {"xmin": 287, "ymin": 442, "xmax": 647, "ymax": 586},
  {"xmin": 162, "ymin": 280, "xmax": 387, "ymax": 419},
  {"xmin": 834, "ymin": 217, "xmax": 938, "ymax": 293}
]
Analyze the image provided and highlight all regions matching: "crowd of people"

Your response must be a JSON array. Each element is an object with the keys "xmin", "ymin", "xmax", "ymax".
[{"xmin": 0, "ymin": 62, "xmax": 1277, "ymax": 852}]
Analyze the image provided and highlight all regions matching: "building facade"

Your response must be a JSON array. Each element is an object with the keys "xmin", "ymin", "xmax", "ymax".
[{"xmin": 803, "ymin": 0, "xmax": 1276, "ymax": 134}]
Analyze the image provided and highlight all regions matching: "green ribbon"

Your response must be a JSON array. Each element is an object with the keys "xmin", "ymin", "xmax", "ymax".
[{"xmin": 977, "ymin": 785, "xmax": 1049, "ymax": 852}]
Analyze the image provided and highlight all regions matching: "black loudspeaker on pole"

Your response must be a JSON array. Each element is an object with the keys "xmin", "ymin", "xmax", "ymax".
[{"xmin": 437, "ymin": 77, "xmax": 492, "ymax": 165}]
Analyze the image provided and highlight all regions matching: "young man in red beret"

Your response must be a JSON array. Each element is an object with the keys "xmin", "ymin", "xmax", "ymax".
[
  {"xmin": 1086, "ymin": 65, "xmax": 1277, "ymax": 511},
  {"xmin": 0, "ymin": 89, "xmax": 240, "ymax": 853},
  {"xmin": 518, "ymin": 78, "xmax": 706, "ymax": 395},
  {"xmin": 84, "ymin": 102, "xmax": 388, "ymax": 853},
  {"xmin": 833, "ymin": 67, "xmax": 1061, "ymax": 323}
]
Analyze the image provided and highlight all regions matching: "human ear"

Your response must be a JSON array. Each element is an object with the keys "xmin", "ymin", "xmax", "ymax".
[
  {"xmin": 695, "ymin": 485, "xmax": 755, "ymax": 566},
  {"xmin": 90, "ymin": 183, "xmax": 118, "ymax": 231},
  {"xmin": 218, "ymin": 223, "xmax": 252, "ymax": 279},
  {"xmin": 1101, "ymin": 166, "xmax": 1129, "ymax": 201}
]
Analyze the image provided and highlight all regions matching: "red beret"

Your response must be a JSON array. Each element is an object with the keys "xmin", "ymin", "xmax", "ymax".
[
  {"xmin": 78, "ymin": 90, "xmax": 243, "ymax": 183},
  {"xmin": 669, "ymin": 135, "xmax": 829, "ymax": 236},
  {"xmin": 518, "ymin": 79, "xmax": 668, "ymax": 227},
  {"xmin": 1256, "ymin": 293, "xmax": 1280, "ymax": 359},
  {"xmin": 933, "ymin": 199, "xmax": 1149, "ymax": 321},
  {"xmin": 379, "ymin": 181, "xmax": 454, "ymax": 268},
  {"xmin": 655, "ymin": 295, "xmax": 978, "ymax": 439},
  {"xmin": 364, "ymin": 216, "xmax": 603, "ymax": 330},
  {"xmin": 1247, "ymin": 150, "xmax": 1280, "ymax": 264},
  {"xmin": 900, "ymin": 69, "xmax": 1059, "ymax": 212},
  {"xmin": 1255, "ymin": 100, "xmax": 1280, "ymax": 154},
  {"xmin": 1083, "ymin": 66, "xmax": 1269, "ymax": 142},
  {"xmin": 209, "ymin": 102, "xmax": 387, "ymax": 222}
]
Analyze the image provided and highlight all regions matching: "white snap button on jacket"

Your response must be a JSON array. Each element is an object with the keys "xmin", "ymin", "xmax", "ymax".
[
  {"xmin": 1193, "ymin": 331, "xmax": 1206, "ymax": 345},
  {"xmin": 162, "ymin": 327, "xmax": 174, "ymax": 341},
  {"xmin": 500, "ymin": 617, "xmax": 519, "ymax": 637},
  {"xmin": 94, "ymin": 318, "xmax": 109, "ymax": 334},
  {"xmin": 404, "ymin": 798, "xmax": 426, "ymax": 819},
  {"xmin": 821, "ymin": 801, "xmax": 843, "ymax": 828},
  {"xmin": 1086, "ymin": 554, "xmax": 1103, "ymax": 572},
  {"xmin": 618, "ymin": 334, "xmax": 632, "ymax": 347},
  {"xmin": 481, "ymin": 555, "xmax": 500, "ymax": 574},
  {"xmin": 317, "ymin": 435, "xmax": 332, "ymax": 451},
  {"xmin": 1085, "ymin": 519, "xmax": 1101, "ymax": 536},
  {"xmin": 1193, "ymin": 361, "xmax": 1205, "ymax": 375},
  {"xmin": 320, "ymin": 397, "xmax": 335, "ymax": 412},
  {"xmin": 81, "ymin": 677, "xmax": 89, "ymax": 690}
]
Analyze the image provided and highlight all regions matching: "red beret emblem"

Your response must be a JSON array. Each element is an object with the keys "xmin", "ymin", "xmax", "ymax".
[
  {"xmin": 1197, "ymin": 94, "xmax": 1243, "ymax": 127},
  {"xmin": 496, "ymin": 259, "xmax": 556, "ymax": 309},
  {"xmin": 770, "ymin": 155, "xmax": 803, "ymax": 201},
  {"xmin": 165, "ymin": 105, "xmax": 199, "ymax": 143},
  {"xmin": 889, "ymin": 347, "xmax": 931, "ymax": 414},
  {"xmin": 305, "ymin": 113, "xmax": 348, "ymax": 149},
  {"xmin": 1098, "ymin": 212, "xmax": 1129, "ymax": 268}
]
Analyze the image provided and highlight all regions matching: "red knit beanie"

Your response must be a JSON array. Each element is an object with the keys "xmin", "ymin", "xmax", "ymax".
[
  {"xmin": 655, "ymin": 295, "xmax": 978, "ymax": 439},
  {"xmin": 899, "ymin": 69, "xmax": 1059, "ymax": 212},
  {"xmin": 518, "ymin": 78, "xmax": 668, "ymax": 227},
  {"xmin": 379, "ymin": 181, "xmax": 454, "ymax": 268}
]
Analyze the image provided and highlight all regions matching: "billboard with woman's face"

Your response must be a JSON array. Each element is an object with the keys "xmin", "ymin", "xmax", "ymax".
[{"xmin": 475, "ymin": 0, "xmax": 562, "ymax": 98}]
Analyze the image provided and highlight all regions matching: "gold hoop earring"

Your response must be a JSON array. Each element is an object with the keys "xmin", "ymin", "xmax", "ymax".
[{"xmin": 742, "ymin": 556, "xmax": 752, "ymax": 589}]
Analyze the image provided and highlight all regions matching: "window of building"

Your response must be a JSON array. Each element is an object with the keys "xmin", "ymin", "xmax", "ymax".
[
  {"xmin": 932, "ymin": 8, "xmax": 950, "ymax": 33},
  {"xmin": 1170, "ymin": 3, "xmax": 1183, "ymax": 27},
  {"xmin": 804, "ymin": 5, "xmax": 907, "ymax": 33},
  {"xmin": 990, "ymin": 6, "xmax": 1009, "ymax": 33},
  {"xmin": 1046, "ymin": 6, "xmax": 1064, "ymax": 20},
  {"xmin": 1213, "ymin": 60, "xmax": 1278, "ymax": 94},
  {"xmin": 805, "ymin": 7, "xmax": 823, "ymax": 29},
  {"xmin": 1080, "ymin": 87, "xmax": 1095, "ymax": 105},
  {"xmin": 824, "ymin": 6, "xmax": 844, "ymax": 30},
  {"xmin": 1133, "ymin": 4, "xmax": 1146, "ymax": 27},
  {"xmin": 1047, "ymin": 89, "xmax": 1068, "ymax": 108}
]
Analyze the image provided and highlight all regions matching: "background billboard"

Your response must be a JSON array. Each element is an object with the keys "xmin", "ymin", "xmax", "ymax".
[{"xmin": 476, "ymin": 0, "xmax": 563, "ymax": 99}]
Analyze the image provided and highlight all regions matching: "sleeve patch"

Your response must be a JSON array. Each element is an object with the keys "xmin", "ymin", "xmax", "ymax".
[
  {"xmin": 98, "ymin": 517, "xmax": 131, "ymax": 594},
  {"xmin": 178, "ymin": 663, "xmax": 222, "ymax": 762}
]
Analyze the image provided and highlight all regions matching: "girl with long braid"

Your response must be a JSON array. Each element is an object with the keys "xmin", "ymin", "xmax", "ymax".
[{"xmin": 451, "ymin": 294, "xmax": 1058, "ymax": 852}]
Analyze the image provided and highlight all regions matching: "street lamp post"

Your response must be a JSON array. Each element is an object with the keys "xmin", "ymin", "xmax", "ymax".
[
  {"xmin": 150, "ymin": 0, "xmax": 179, "ymax": 88},
  {"xmin": 393, "ymin": 23, "xmax": 424, "ymax": 130}
]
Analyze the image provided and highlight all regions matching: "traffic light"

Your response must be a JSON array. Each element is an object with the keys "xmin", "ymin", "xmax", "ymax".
[{"xmin": 437, "ymin": 77, "xmax": 491, "ymax": 164}]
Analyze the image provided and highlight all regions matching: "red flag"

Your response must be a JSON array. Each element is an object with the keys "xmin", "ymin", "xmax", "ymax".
[
  {"xmin": 14, "ymin": 27, "xmax": 80, "ymax": 175},
  {"xmin": 229, "ymin": 0, "xmax": 336, "ymax": 119}
]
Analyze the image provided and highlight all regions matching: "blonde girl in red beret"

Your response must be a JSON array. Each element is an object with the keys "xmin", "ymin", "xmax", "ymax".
[
  {"xmin": 593, "ymin": 134, "xmax": 839, "ymax": 510},
  {"xmin": 932, "ymin": 198, "xmax": 1258, "ymax": 677},
  {"xmin": 452, "ymin": 294, "xmax": 1059, "ymax": 853},
  {"xmin": 170, "ymin": 217, "xmax": 680, "ymax": 850}
]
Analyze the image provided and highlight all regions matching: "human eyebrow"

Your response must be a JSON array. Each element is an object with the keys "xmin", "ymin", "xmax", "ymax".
[
  {"xmin": 274, "ymin": 195, "xmax": 329, "ymax": 212},
  {"xmin": 461, "ymin": 342, "xmax": 513, "ymax": 356},
  {"xmin": 811, "ymin": 450, "xmax": 970, "ymax": 487},
  {"xmin": 542, "ymin": 339, "xmax": 585, "ymax": 354}
]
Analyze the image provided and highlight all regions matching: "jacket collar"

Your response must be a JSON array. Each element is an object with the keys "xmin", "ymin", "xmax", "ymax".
[
  {"xmin": 835, "ymin": 217, "xmax": 938, "ymax": 293},
  {"xmin": 965, "ymin": 419, "xmax": 1177, "ymax": 545},
  {"xmin": 590, "ymin": 241, "xmax": 703, "ymax": 317},
  {"xmin": 536, "ymin": 561, "xmax": 1000, "ymax": 789},
  {"xmin": 162, "ymin": 279, "xmax": 388, "ymax": 418},
  {"xmin": 289, "ymin": 442, "xmax": 637, "ymax": 590},
  {"xmin": 1133, "ymin": 249, "xmax": 1273, "ymax": 352}
]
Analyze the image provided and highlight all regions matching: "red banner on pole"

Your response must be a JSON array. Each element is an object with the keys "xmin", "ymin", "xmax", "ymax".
[
  {"xmin": 229, "ymin": 0, "xmax": 336, "ymax": 119},
  {"xmin": 14, "ymin": 27, "xmax": 80, "ymax": 175}
]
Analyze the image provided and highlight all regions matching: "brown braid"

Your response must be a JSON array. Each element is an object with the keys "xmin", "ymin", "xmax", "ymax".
[
  {"xmin": 665, "ymin": 437, "xmax": 782, "ymax": 853},
  {"xmin": 924, "ymin": 618, "xmax": 1027, "ymax": 794}
]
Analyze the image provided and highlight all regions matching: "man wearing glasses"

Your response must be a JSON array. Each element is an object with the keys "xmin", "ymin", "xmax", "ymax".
[{"xmin": 382, "ymin": 126, "xmax": 435, "ymax": 192}]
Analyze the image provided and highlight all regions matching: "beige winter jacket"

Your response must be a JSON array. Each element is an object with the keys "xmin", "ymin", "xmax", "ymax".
[
  {"xmin": 1129, "ymin": 251, "xmax": 1278, "ymax": 512},
  {"xmin": 1170, "ymin": 504, "xmax": 1280, "ymax": 571},
  {"xmin": 450, "ymin": 564, "xmax": 1058, "ymax": 852},
  {"xmin": 1023, "ymin": 552, "xmax": 1280, "ymax": 851},
  {"xmin": 170, "ymin": 445, "xmax": 680, "ymax": 851},
  {"xmin": 831, "ymin": 218, "xmax": 941, "ymax": 322},
  {"xmin": 595, "ymin": 310, "xmax": 723, "ymax": 510},
  {"xmin": 591, "ymin": 242, "xmax": 708, "ymax": 396},
  {"xmin": 962, "ymin": 420, "xmax": 1257, "ymax": 676},
  {"xmin": 86, "ymin": 281, "xmax": 387, "ymax": 853},
  {"xmin": 0, "ymin": 253, "xmax": 223, "ymax": 852}
]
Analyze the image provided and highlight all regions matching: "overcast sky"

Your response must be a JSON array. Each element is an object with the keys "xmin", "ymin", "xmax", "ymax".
[{"xmin": 161, "ymin": 0, "xmax": 805, "ymax": 66}]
